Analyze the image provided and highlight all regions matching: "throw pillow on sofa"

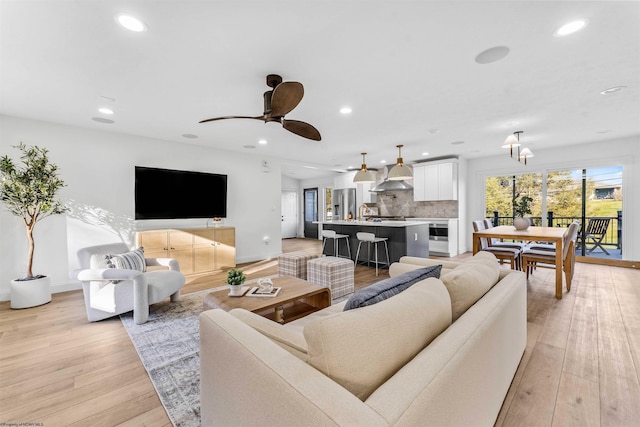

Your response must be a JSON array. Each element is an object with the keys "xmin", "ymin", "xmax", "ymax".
[
  {"xmin": 304, "ymin": 277, "xmax": 452, "ymax": 400},
  {"xmin": 343, "ymin": 265, "xmax": 442, "ymax": 311},
  {"xmin": 440, "ymin": 251, "xmax": 500, "ymax": 321}
]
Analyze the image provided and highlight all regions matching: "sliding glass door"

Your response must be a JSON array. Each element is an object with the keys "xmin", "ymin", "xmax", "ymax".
[
  {"xmin": 485, "ymin": 165, "xmax": 623, "ymax": 261},
  {"xmin": 485, "ymin": 173, "xmax": 542, "ymax": 225},
  {"xmin": 547, "ymin": 167, "xmax": 622, "ymax": 259}
]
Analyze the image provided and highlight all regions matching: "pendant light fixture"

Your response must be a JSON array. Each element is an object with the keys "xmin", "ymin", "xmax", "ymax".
[
  {"xmin": 502, "ymin": 131, "xmax": 533, "ymax": 165},
  {"xmin": 353, "ymin": 152, "xmax": 375, "ymax": 183},
  {"xmin": 388, "ymin": 144, "xmax": 413, "ymax": 180}
]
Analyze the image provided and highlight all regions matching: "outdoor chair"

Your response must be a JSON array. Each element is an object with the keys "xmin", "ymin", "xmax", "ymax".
[{"xmin": 582, "ymin": 217, "xmax": 611, "ymax": 255}]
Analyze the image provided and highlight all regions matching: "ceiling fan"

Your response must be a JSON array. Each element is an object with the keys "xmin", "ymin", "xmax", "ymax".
[{"xmin": 199, "ymin": 74, "xmax": 321, "ymax": 141}]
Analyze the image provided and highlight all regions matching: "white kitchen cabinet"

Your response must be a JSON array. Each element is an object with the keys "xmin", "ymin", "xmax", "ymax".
[
  {"xmin": 413, "ymin": 160, "xmax": 458, "ymax": 201},
  {"xmin": 333, "ymin": 171, "xmax": 357, "ymax": 189},
  {"xmin": 357, "ymin": 182, "xmax": 376, "ymax": 204}
]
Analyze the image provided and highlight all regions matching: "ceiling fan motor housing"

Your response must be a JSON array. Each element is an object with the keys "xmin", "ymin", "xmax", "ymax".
[
  {"xmin": 266, "ymin": 74, "xmax": 283, "ymax": 88},
  {"xmin": 263, "ymin": 90, "xmax": 280, "ymax": 122}
]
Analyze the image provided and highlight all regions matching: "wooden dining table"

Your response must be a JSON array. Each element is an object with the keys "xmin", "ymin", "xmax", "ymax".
[{"xmin": 472, "ymin": 225, "xmax": 569, "ymax": 299}]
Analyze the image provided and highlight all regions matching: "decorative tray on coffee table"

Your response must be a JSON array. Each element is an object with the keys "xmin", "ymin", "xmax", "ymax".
[{"xmin": 246, "ymin": 287, "xmax": 282, "ymax": 298}]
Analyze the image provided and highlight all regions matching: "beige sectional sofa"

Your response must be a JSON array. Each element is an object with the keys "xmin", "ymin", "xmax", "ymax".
[{"xmin": 199, "ymin": 252, "xmax": 526, "ymax": 426}]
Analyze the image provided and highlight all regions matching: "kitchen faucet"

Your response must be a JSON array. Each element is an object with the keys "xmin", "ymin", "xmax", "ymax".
[{"xmin": 358, "ymin": 203, "xmax": 369, "ymax": 222}]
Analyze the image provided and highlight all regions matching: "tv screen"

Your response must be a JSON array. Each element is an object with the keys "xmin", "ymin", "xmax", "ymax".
[{"xmin": 135, "ymin": 166, "xmax": 227, "ymax": 220}]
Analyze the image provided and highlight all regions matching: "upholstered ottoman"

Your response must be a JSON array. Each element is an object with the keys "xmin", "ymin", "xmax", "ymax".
[
  {"xmin": 278, "ymin": 251, "xmax": 319, "ymax": 280},
  {"xmin": 307, "ymin": 256, "xmax": 355, "ymax": 299}
]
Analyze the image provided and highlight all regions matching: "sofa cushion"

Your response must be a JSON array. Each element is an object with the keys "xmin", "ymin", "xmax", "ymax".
[
  {"xmin": 440, "ymin": 251, "xmax": 500, "ymax": 321},
  {"xmin": 304, "ymin": 278, "xmax": 452, "ymax": 400},
  {"xmin": 343, "ymin": 265, "xmax": 442, "ymax": 311},
  {"xmin": 229, "ymin": 308, "xmax": 309, "ymax": 360}
]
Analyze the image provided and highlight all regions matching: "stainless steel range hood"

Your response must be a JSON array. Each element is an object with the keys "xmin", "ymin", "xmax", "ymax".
[
  {"xmin": 369, "ymin": 179, "xmax": 413, "ymax": 192},
  {"xmin": 369, "ymin": 165, "xmax": 413, "ymax": 192}
]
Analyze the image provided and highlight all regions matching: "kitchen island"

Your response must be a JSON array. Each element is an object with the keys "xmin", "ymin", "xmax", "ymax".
[{"xmin": 317, "ymin": 220, "xmax": 429, "ymax": 264}]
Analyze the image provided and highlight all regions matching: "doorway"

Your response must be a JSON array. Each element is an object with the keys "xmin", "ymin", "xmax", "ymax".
[
  {"xmin": 547, "ymin": 167, "xmax": 622, "ymax": 260},
  {"xmin": 281, "ymin": 191, "xmax": 298, "ymax": 239},
  {"xmin": 303, "ymin": 188, "xmax": 318, "ymax": 239}
]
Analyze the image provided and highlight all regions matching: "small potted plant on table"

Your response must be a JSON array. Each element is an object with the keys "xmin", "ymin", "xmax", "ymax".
[
  {"xmin": 1, "ymin": 143, "xmax": 68, "ymax": 308},
  {"xmin": 512, "ymin": 193, "xmax": 533, "ymax": 230},
  {"xmin": 226, "ymin": 268, "xmax": 246, "ymax": 296}
]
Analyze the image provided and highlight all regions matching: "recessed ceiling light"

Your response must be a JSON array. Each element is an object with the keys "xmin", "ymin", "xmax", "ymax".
[
  {"xmin": 421, "ymin": 152, "xmax": 430, "ymax": 156},
  {"xmin": 475, "ymin": 46, "xmax": 510, "ymax": 64},
  {"xmin": 98, "ymin": 108, "xmax": 114, "ymax": 115},
  {"xmin": 91, "ymin": 117, "xmax": 114, "ymax": 124},
  {"xmin": 258, "ymin": 139, "xmax": 268, "ymax": 145},
  {"xmin": 243, "ymin": 145, "xmax": 256, "ymax": 149},
  {"xmin": 116, "ymin": 14, "xmax": 148, "ymax": 32},
  {"xmin": 504, "ymin": 121, "xmax": 519, "ymax": 127},
  {"xmin": 451, "ymin": 141, "xmax": 465, "ymax": 145},
  {"xmin": 340, "ymin": 106, "xmax": 352, "ymax": 114},
  {"xmin": 600, "ymin": 86, "xmax": 626, "ymax": 95},
  {"xmin": 427, "ymin": 129, "xmax": 440, "ymax": 134},
  {"xmin": 182, "ymin": 134, "xmax": 198, "ymax": 139},
  {"xmin": 554, "ymin": 19, "xmax": 588, "ymax": 37},
  {"xmin": 380, "ymin": 160, "xmax": 387, "ymax": 164}
]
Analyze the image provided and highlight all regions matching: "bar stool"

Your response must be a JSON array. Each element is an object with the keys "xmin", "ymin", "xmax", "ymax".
[
  {"xmin": 321, "ymin": 230, "xmax": 351, "ymax": 259},
  {"xmin": 354, "ymin": 232, "xmax": 390, "ymax": 276}
]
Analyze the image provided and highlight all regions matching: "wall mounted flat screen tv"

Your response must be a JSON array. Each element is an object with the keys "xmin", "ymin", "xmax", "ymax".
[{"xmin": 135, "ymin": 166, "xmax": 227, "ymax": 220}]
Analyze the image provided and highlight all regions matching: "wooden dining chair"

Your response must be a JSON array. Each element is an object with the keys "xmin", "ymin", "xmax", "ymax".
[
  {"xmin": 473, "ymin": 220, "xmax": 522, "ymax": 270},
  {"xmin": 482, "ymin": 219, "xmax": 527, "ymax": 251},
  {"xmin": 521, "ymin": 221, "xmax": 580, "ymax": 291}
]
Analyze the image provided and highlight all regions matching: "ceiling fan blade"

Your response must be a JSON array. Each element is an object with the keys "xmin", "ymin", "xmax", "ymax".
[
  {"xmin": 199, "ymin": 115, "xmax": 264, "ymax": 124},
  {"xmin": 270, "ymin": 82, "xmax": 304, "ymax": 117},
  {"xmin": 282, "ymin": 119, "xmax": 321, "ymax": 141}
]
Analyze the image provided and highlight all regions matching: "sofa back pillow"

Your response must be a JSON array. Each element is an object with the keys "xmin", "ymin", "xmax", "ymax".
[
  {"xmin": 344, "ymin": 265, "xmax": 442, "ymax": 310},
  {"xmin": 304, "ymin": 278, "xmax": 452, "ymax": 400},
  {"xmin": 440, "ymin": 251, "xmax": 500, "ymax": 321}
]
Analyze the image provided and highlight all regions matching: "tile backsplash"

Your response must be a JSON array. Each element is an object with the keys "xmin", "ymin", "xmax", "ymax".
[{"xmin": 375, "ymin": 190, "xmax": 458, "ymax": 218}]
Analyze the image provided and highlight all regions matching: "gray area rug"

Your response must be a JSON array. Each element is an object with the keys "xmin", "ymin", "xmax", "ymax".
[
  {"xmin": 121, "ymin": 276, "xmax": 345, "ymax": 426},
  {"xmin": 120, "ymin": 287, "xmax": 218, "ymax": 427}
]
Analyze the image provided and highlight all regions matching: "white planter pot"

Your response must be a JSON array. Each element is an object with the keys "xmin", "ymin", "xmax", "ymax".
[
  {"xmin": 228, "ymin": 284, "xmax": 244, "ymax": 296},
  {"xmin": 513, "ymin": 217, "xmax": 530, "ymax": 231},
  {"xmin": 10, "ymin": 276, "xmax": 52, "ymax": 309}
]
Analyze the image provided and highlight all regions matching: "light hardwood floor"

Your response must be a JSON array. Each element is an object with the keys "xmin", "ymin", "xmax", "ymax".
[{"xmin": 1, "ymin": 238, "xmax": 638, "ymax": 426}]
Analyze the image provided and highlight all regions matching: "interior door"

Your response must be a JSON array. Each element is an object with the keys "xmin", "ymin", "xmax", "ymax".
[
  {"xmin": 303, "ymin": 188, "xmax": 318, "ymax": 239},
  {"xmin": 281, "ymin": 191, "xmax": 298, "ymax": 239}
]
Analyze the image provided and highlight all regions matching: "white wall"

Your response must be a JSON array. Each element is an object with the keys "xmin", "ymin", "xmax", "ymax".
[
  {"xmin": 0, "ymin": 115, "xmax": 284, "ymax": 300},
  {"xmin": 464, "ymin": 136, "xmax": 639, "ymax": 261}
]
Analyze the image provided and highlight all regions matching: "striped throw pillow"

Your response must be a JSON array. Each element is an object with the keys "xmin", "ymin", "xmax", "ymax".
[{"xmin": 105, "ymin": 247, "xmax": 147, "ymax": 272}]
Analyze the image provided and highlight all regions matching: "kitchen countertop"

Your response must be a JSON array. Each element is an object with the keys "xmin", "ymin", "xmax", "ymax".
[{"xmin": 315, "ymin": 220, "xmax": 429, "ymax": 227}]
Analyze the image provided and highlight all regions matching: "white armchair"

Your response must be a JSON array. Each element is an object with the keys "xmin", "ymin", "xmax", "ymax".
[{"xmin": 72, "ymin": 243, "xmax": 185, "ymax": 324}]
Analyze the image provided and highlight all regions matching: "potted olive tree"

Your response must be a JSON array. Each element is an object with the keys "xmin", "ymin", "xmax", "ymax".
[
  {"xmin": 0, "ymin": 143, "xmax": 68, "ymax": 308},
  {"xmin": 512, "ymin": 193, "xmax": 533, "ymax": 230}
]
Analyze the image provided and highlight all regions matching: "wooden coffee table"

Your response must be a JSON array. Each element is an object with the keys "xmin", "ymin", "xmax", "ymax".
[{"xmin": 202, "ymin": 276, "xmax": 331, "ymax": 324}]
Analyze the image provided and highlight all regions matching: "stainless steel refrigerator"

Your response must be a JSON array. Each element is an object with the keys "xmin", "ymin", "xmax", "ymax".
[{"xmin": 333, "ymin": 188, "xmax": 356, "ymax": 220}]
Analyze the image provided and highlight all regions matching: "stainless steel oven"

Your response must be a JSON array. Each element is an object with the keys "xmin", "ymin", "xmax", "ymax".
[{"xmin": 429, "ymin": 223, "xmax": 449, "ymax": 242}]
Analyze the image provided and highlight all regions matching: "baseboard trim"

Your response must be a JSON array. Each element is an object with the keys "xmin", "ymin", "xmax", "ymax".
[{"xmin": 576, "ymin": 256, "xmax": 639, "ymax": 269}]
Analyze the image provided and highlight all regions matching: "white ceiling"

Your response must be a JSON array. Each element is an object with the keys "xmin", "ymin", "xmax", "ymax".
[{"xmin": 1, "ymin": 1, "xmax": 639, "ymax": 180}]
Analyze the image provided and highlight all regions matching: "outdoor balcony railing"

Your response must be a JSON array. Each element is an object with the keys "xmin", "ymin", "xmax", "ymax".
[{"xmin": 489, "ymin": 210, "xmax": 622, "ymax": 258}]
